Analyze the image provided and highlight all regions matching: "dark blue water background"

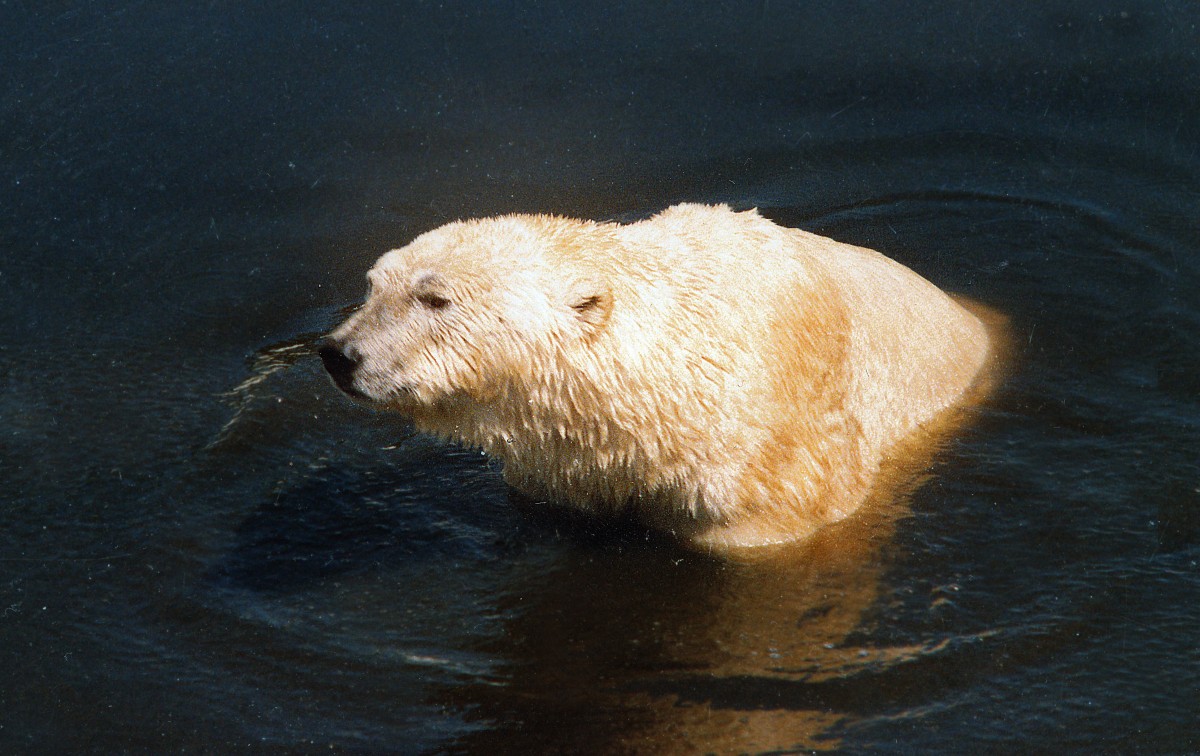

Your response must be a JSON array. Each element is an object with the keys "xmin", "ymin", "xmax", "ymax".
[{"xmin": 2, "ymin": 1, "xmax": 1198, "ymax": 752}]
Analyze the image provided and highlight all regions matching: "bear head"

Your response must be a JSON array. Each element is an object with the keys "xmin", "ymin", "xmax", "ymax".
[{"xmin": 320, "ymin": 215, "xmax": 613, "ymax": 417}]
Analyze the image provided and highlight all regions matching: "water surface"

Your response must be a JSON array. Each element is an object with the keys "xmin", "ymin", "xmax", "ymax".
[{"xmin": 2, "ymin": 1, "xmax": 1198, "ymax": 752}]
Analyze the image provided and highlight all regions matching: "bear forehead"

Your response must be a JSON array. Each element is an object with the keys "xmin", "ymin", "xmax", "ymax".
[{"xmin": 369, "ymin": 216, "xmax": 565, "ymax": 290}]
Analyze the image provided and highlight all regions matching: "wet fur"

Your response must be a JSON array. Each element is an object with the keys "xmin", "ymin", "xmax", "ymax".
[{"xmin": 324, "ymin": 204, "xmax": 993, "ymax": 550}]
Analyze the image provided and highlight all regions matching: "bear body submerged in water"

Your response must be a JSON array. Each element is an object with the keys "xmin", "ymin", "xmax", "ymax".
[{"xmin": 321, "ymin": 203, "xmax": 992, "ymax": 550}]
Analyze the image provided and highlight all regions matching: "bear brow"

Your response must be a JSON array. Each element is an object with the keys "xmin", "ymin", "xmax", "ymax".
[
  {"xmin": 367, "ymin": 268, "xmax": 404, "ymax": 290},
  {"xmin": 413, "ymin": 272, "xmax": 447, "ymax": 292}
]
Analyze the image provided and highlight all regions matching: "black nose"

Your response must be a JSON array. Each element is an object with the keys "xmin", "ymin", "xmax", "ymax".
[{"xmin": 318, "ymin": 339, "xmax": 360, "ymax": 395}]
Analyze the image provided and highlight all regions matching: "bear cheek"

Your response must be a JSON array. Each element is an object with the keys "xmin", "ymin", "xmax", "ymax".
[
  {"xmin": 443, "ymin": 347, "xmax": 506, "ymax": 405},
  {"xmin": 445, "ymin": 325, "xmax": 523, "ymax": 404}
]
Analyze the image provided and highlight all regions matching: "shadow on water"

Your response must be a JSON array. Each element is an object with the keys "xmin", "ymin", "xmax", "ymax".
[{"xmin": 205, "ymin": 464, "xmax": 516, "ymax": 593}]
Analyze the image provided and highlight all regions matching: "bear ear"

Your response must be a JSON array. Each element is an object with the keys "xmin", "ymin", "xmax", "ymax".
[{"xmin": 566, "ymin": 285, "xmax": 613, "ymax": 338}]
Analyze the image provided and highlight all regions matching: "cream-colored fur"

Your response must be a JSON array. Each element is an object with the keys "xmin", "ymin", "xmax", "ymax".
[{"xmin": 323, "ymin": 204, "xmax": 991, "ymax": 549}]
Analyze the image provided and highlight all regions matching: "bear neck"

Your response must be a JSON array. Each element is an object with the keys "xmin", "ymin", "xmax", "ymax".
[{"xmin": 443, "ymin": 345, "xmax": 712, "ymax": 516}]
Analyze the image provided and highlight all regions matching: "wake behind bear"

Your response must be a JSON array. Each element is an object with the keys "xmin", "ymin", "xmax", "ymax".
[{"xmin": 320, "ymin": 204, "xmax": 993, "ymax": 550}]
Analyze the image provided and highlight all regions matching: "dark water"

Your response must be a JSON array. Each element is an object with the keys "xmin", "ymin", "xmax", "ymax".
[{"xmin": 3, "ymin": 1, "xmax": 1198, "ymax": 752}]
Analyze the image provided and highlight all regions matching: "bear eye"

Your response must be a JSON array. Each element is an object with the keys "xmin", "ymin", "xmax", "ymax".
[{"xmin": 416, "ymin": 291, "xmax": 452, "ymax": 310}]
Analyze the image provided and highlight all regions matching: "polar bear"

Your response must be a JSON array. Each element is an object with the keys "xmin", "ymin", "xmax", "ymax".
[{"xmin": 320, "ymin": 204, "xmax": 993, "ymax": 550}]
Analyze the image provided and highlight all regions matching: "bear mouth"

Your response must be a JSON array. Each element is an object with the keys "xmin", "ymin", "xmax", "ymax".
[
  {"xmin": 360, "ymin": 381, "xmax": 425, "ymax": 409},
  {"xmin": 341, "ymin": 380, "xmax": 421, "ymax": 407},
  {"xmin": 333, "ymin": 381, "xmax": 371, "ymax": 401}
]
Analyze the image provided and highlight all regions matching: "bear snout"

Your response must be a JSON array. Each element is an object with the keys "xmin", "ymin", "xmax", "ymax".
[{"xmin": 318, "ymin": 339, "xmax": 363, "ymax": 397}]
